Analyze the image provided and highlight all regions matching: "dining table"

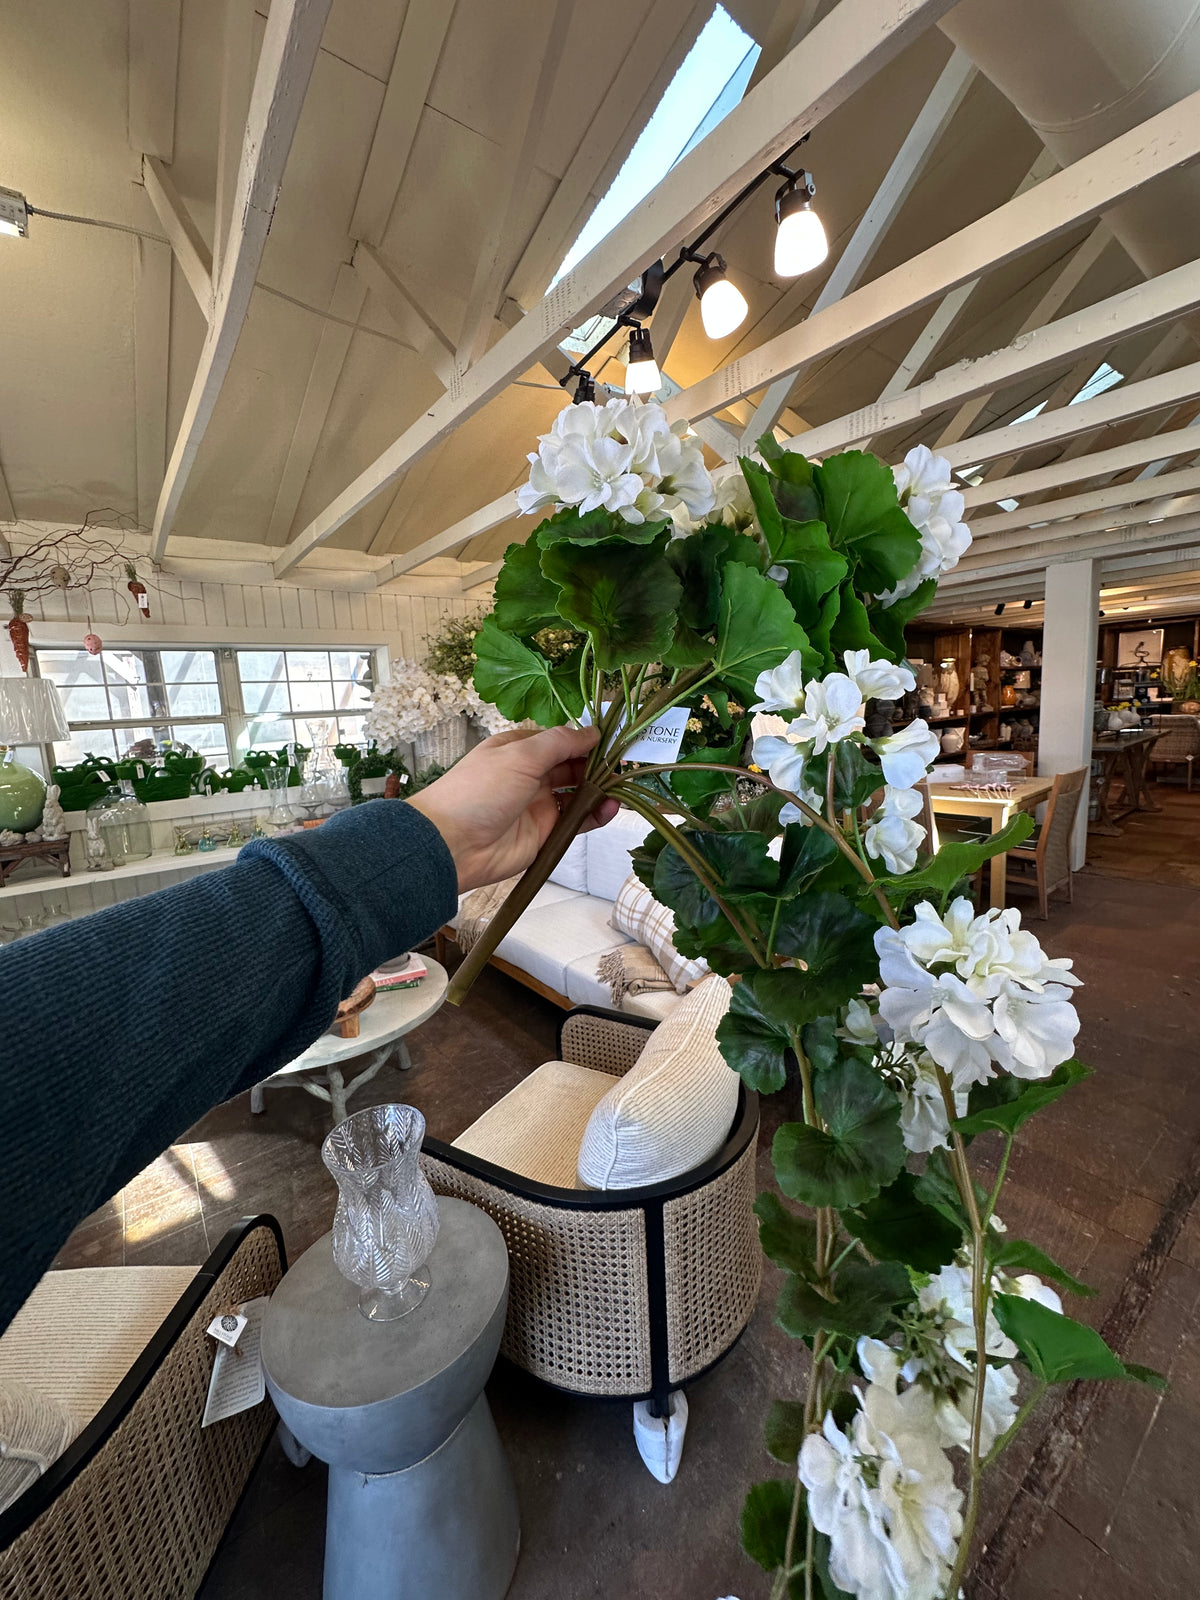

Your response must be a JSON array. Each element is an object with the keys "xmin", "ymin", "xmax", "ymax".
[
  {"xmin": 927, "ymin": 774, "xmax": 1054, "ymax": 909},
  {"xmin": 1089, "ymin": 729, "xmax": 1162, "ymax": 835}
]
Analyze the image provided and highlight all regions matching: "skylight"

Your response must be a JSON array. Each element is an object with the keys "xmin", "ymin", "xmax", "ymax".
[
  {"xmin": 555, "ymin": 5, "xmax": 759, "ymax": 356},
  {"xmin": 1069, "ymin": 362, "xmax": 1123, "ymax": 406}
]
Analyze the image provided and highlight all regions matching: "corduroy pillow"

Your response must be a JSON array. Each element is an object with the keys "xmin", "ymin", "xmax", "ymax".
[
  {"xmin": 609, "ymin": 874, "xmax": 708, "ymax": 993},
  {"xmin": 576, "ymin": 976, "xmax": 738, "ymax": 1189},
  {"xmin": 0, "ymin": 1378, "xmax": 76, "ymax": 1512}
]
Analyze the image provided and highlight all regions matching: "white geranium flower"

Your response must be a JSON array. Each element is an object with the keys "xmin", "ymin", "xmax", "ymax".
[
  {"xmin": 871, "ymin": 720, "xmax": 939, "ymax": 788},
  {"xmin": 552, "ymin": 434, "xmax": 644, "ymax": 518},
  {"xmin": 840, "ymin": 996, "xmax": 882, "ymax": 1048},
  {"xmin": 919, "ymin": 1264, "xmax": 1016, "ymax": 1368},
  {"xmin": 991, "ymin": 980, "xmax": 1082, "ymax": 1079},
  {"xmin": 801, "ymin": 1378, "xmax": 962, "ymax": 1600},
  {"xmin": 791, "ymin": 673, "xmax": 865, "ymax": 754},
  {"xmin": 843, "ymin": 649, "xmax": 916, "ymax": 703},
  {"xmin": 899, "ymin": 1053, "xmax": 965, "ymax": 1154},
  {"xmin": 752, "ymin": 649, "xmax": 809, "ymax": 713},
  {"xmin": 874, "ymin": 950, "xmax": 997, "ymax": 1091},
  {"xmin": 711, "ymin": 469, "xmax": 757, "ymax": 530},
  {"xmin": 779, "ymin": 790, "xmax": 824, "ymax": 825},
  {"xmin": 930, "ymin": 1358, "xmax": 1019, "ymax": 1456},
  {"xmin": 880, "ymin": 445, "xmax": 973, "ymax": 607},
  {"xmin": 1000, "ymin": 1272, "xmax": 1063, "ymax": 1316},
  {"xmin": 864, "ymin": 785, "xmax": 926, "ymax": 875}
]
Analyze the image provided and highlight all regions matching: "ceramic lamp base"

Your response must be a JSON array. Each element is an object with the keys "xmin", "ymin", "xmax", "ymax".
[{"xmin": 0, "ymin": 758, "xmax": 46, "ymax": 834}]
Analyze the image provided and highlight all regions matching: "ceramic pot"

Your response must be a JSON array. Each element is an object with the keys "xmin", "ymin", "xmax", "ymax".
[{"xmin": 940, "ymin": 727, "xmax": 965, "ymax": 754}]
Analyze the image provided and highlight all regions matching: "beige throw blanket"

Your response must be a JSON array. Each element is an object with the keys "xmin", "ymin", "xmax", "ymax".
[
  {"xmin": 597, "ymin": 944, "xmax": 674, "ymax": 1006},
  {"xmin": 456, "ymin": 874, "xmax": 522, "ymax": 955}
]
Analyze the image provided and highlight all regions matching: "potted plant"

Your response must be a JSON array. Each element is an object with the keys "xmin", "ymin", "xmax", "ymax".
[
  {"xmin": 452, "ymin": 397, "xmax": 1161, "ymax": 1599},
  {"xmin": 364, "ymin": 663, "xmax": 474, "ymax": 769}
]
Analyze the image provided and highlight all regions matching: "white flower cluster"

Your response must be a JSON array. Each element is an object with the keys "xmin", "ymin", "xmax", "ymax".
[
  {"xmin": 880, "ymin": 445, "xmax": 972, "ymax": 607},
  {"xmin": 517, "ymin": 398, "xmax": 715, "ymax": 527},
  {"xmin": 750, "ymin": 649, "xmax": 937, "ymax": 873},
  {"xmin": 875, "ymin": 898, "xmax": 1082, "ymax": 1090},
  {"xmin": 840, "ymin": 997, "xmax": 965, "ymax": 1155},
  {"xmin": 364, "ymin": 662, "xmax": 474, "ymax": 747},
  {"xmin": 460, "ymin": 683, "xmax": 533, "ymax": 739}
]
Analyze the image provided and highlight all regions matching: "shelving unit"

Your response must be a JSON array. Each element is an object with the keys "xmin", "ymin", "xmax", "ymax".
[
  {"xmin": 0, "ymin": 844, "xmax": 241, "ymax": 903},
  {"xmin": 906, "ymin": 624, "xmax": 1043, "ymax": 763}
]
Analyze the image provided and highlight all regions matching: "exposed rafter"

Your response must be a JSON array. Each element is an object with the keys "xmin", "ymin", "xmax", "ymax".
[
  {"xmin": 739, "ymin": 47, "xmax": 977, "ymax": 448},
  {"xmin": 274, "ymin": 0, "xmax": 960, "ymax": 576},
  {"xmin": 460, "ymin": 559, "xmax": 504, "ymax": 593},
  {"xmin": 150, "ymin": 0, "xmax": 333, "ymax": 560},
  {"xmin": 963, "ymin": 425, "xmax": 1200, "ymax": 509},
  {"xmin": 132, "ymin": 238, "xmax": 172, "ymax": 532},
  {"xmin": 141, "ymin": 155, "xmax": 212, "ymax": 316},
  {"xmin": 1043, "ymin": 324, "xmax": 1196, "ymax": 471},
  {"xmin": 969, "ymin": 465, "xmax": 1200, "ymax": 541},
  {"xmin": 353, "ymin": 242, "xmax": 456, "ymax": 386},
  {"xmin": 378, "ymin": 492, "xmax": 519, "ymax": 585},
  {"xmin": 213, "ymin": 0, "xmax": 257, "ymax": 281}
]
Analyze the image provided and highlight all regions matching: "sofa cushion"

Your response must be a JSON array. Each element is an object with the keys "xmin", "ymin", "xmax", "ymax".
[
  {"xmin": 447, "ymin": 880, "xmax": 578, "ymax": 932},
  {"xmin": 610, "ymin": 874, "xmax": 708, "ymax": 993},
  {"xmin": 0, "ymin": 1379, "xmax": 76, "ymax": 1513},
  {"xmin": 548, "ymin": 833, "xmax": 590, "ymax": 892},
  {"xmin": 496, "ymin": 894, "xmax": 627, "ymax": 998},
  {"xmin": 623, "ymin": 988, "xmax": 681, "ymax": 1022},
  {"xmin": 452, "ymin": 1060, "xmax": 615, "ymax": 1188},
  {"xmin": 585, "ymin": 807, "xmax": 657, "ymax": 903},
  {"xmin": 577, "ymin": 977, "xmax": 738, "ymax": 1189},
  {"xmin": 563, "ymin": 945, "xmax": 630, "ymax": 1009}
]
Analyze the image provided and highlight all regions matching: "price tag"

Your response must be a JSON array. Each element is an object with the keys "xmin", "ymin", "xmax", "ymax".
[
  {"xmin": 207, "ymin": 1310, "xmax": 248, "ymax": 1349},
  {"xmin": 202, "ymin": 1296, "xmax": 269, "ymax": 1427},
  {"xmin": 579, "ymin": 703, "xmax": 689, "ymax": 765}
]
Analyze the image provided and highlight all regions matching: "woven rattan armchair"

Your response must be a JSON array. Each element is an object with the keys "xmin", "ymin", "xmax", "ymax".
[
  {"xmin": 1006, "ymin": 767, "xmax": 1087, "ymax": 919},
  {"xmin": 421, "ymin": 1007, "xmax": 761, "ymax": 1437},
  {"xmin": 1146, "ymin": 713, "xmax": 1199, "ymax": 790},
  {"xmin": 0, "ymin": 1216, "xmax": 286, "ymax": 1600}
]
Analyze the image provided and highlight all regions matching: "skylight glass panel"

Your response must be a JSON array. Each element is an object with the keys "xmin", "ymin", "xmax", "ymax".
[{"xmin": 1069, "ymin": 362, "xmax": 1123, "ymax": 406}]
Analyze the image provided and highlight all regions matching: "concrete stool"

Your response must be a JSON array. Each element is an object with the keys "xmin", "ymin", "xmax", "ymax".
[{"xmin": 262, "ymin": 1197, "xmax": 519, "ymax": 1600}]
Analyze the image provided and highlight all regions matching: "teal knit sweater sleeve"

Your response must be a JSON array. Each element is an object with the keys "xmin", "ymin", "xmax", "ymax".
[{"xmin": 0, "ymin": 800, "xmax": 459, "ymax": 1333}]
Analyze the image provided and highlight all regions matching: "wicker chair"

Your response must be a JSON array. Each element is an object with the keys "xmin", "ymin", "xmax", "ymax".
[
  {"xmin": 1146, "ymin": 713, "xmax": 1200, "ymax": 790},
  {"xmin": 421, "ymin": 1007, "xmax": 761, "ymax": 1466},
  {"xmin": 1006, "ymin": 768, "xmax": 1087, "ymax": 920},
  {"xmin": 0, "ymin": 1216, "xmax": 286, "ymax": 1600}
]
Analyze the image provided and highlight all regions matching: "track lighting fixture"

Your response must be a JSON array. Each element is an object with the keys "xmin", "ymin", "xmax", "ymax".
[
  {"xmin": 774, "ymin": 170, "xmax": 827, "ymax": 278},
  {"xmin": 572, "ymin": 370, "xmax": 597, "ymax": 405},
  {"xmin": 692, "ymin": 253, "xmax": 748, "ymax": 340},
  {"xmin": 625, "ymin": 326, "xmax": 661, "ymax": 396},
  {"xmin": 0, "ymin": 186, "xmax": 28, "ymax": 238},
  {"xmin": 994, "ymin": 603, "xmax": 1005, "ymax": 616},
  {"xmin": 1023, "ymin": 598, "xmax": 1033, "ymax": 610}
]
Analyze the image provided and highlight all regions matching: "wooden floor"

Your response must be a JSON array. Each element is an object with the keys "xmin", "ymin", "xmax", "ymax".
[{"xmin": 1083, "ymin": 778, "xmax": 1200, "ymax": 888}]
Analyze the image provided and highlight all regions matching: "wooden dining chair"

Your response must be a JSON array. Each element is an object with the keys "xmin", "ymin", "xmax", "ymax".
[{"xmin": 1006, "ymin": 768, "xmax": 1088, "ymax": 920}]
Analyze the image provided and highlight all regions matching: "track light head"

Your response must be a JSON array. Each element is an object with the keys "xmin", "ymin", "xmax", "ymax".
[
  {"xmin": 1023, "ymin": 598, "xmax": 1033, "ymax": 610},
  {"xmin": 624, "ymin": 326, "xmax": 660, "ymax": 397},
  {"xmin": 692, "ymin": 253, "xmax": 748, "ymax": 340},
  {"xmin": 994, "ymin": 603, "xmax": 1005, "ymax": 616},
  {"xmin": 572, "ymin": 370, "xmax": 597, "ymax": 405},
  {"xmin": 774, "ymin": 171, "xmax": 826, "ymax": 277}
]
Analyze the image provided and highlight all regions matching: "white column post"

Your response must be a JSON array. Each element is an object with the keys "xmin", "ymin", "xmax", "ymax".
[{"xmin": 1039, "ymin": 560, "xmax": 1101, "ymax": 869}]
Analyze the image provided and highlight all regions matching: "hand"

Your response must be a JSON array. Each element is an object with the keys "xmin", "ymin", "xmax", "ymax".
[{"xmin": 408, "ymin": 726, "xmax": 619, "ymax": 891}]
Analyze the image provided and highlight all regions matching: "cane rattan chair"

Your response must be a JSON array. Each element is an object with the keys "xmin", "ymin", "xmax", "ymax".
[
  {"xmin": 1006, "ymin": 767, "xmax": 1087, "ymax": 920},
  {"xmin": 1146, "ymin": 713, "xmax": 1200, "ymax": 790},
  {"xmin": 421, "ymin": 1007, "xmax": 761, "ymax": 1422},
  {"xmin": 0, "ymin": 1216, "xmax": 286, "ymax": 1600}
]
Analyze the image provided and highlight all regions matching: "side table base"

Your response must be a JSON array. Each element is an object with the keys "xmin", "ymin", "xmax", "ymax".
[{"xmin": 323, "ymin": 1394, "xmax": 519, "ymax": 1600}]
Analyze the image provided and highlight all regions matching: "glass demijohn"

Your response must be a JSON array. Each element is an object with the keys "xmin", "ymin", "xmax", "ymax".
[{"xmin": 90, "ymin": 781, "xmax": 152, "ymax": 866}]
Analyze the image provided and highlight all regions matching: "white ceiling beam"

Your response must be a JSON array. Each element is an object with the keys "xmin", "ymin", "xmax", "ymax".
[
  {"xmin": 876, "ymin": 151, "xmax": 1059, "ymax": 404},
  {"xmin": 378, "ymin": 492, "xmax": 519, "ymax": 584},
  {"xmin": 504, "ymin": 0, "xmax": 708, "ymax": 309},
  {"xmin": 213, "ymin": 0, "xmax": 257, "ymax": 282},
  {"xmin": 1041, "ymin": 324, "xmax": 1196, "ymax": 472},
  {"xmin": 740, "ymin": 47, "xmax": 977, "ymax": 448},
  {"xmin": 945, "ymin": 503, "xmax": 1200, "ymax": 579},
  {"xmin": 779, "ymin": 260, "xmax": 1200, "ymax": 462},
  {"xmin": 350, "ymin": 0, "xmax": 459, "ymax": 248},
  {"xmin": 266, "ymin": 262, "xmax": 366, "ymax": 547},
  {"xmin": 150, "ymin": 0, "xmax": 332, "ymax": 560},
  {"xmin": 0, "ymin": 450, "xmax": 16, "ymax": 524},
  {"xmin": 141, "ymin": 154, "xmax": 213, "ymax": 317},
  {"xmin": 128, "ymin": 0, "xmax": 181, "ymax": 162},
  {"xmin": 972, "ymin": 351, "xmax": 1097, "ymax": 482},
  {"xmin": 969, "ymin": 465, "xmax": 1200, "ymax": 540},
  {"xmin": 673, "ymin": 91, "xmax": 1200, "ymax": 433},
  {"xmin": 964, "ymin": 424, "xmax": 1200, "ymax": 509},
  {"xmin": 132, "ymin": 237, "xmax": 172, "ymax": 530},
  {"xmin": 933, "ymin": 223, "xmax": 1113, "ymax": 448},
  {"xmin": 460, "ymin": 559, "xmax": 504, "ymax": 593},
  {"xmin": 456, "ymin": 0, "xmax": 578, "ymax": 370},
  {"xmin": 353, "ymin": 242, "xmax": 455, "ymax": 387},
  {"xmin": 275, "ymin": 0, "xmax": 960, "ymax": 576}
]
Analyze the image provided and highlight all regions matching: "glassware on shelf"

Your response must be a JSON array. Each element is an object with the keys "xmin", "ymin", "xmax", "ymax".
[
  {"xmin": 90, "ymin": 780, "xmax": 153, "ymax": 866},
  {"xmin": 263, "ymin": 765, "xmax": 302, "ymax": 832},
  {"xmin": 322, "ymin": 1104, "xmax": 440, "ymax": 1322}
]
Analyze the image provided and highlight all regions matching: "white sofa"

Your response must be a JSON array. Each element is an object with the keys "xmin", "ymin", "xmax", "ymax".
[{"xmin": 440, "ymin": 807, "xmax": 684, "ymax": 1020}]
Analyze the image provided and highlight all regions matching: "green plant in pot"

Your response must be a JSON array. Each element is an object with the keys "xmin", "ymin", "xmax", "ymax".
[{"xmin": 452, "ymin": 399, "xmax": 1162, "ymax": 1600}]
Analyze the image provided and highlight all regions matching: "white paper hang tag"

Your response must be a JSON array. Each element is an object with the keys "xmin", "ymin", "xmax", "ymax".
[
  {"xmin": 207, "ymin": 1310, "xmax": 248, "ymax": 1349},
  {"xmin": 578, "ymin": 703, "xmax": 689, "ymax": 765},
  {"xmin": 202, "ymin": 1296, "xmax": 269, "ymax": 1427}
]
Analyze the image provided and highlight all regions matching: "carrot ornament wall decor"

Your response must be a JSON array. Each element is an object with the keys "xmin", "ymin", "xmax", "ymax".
[
  {"xmin": 126, "ymin": 563, "xmax": 150, "ymax": 619},
  {"xmin": 6, "ymin": 590, "xmax": 30, "ymax": 673}
]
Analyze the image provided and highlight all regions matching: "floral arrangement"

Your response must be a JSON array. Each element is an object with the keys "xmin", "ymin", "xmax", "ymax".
[
  {"xmin": 424, "ymin": 607, "xmax": 489, "ymax": 682},
  {"xmin": 455, "ymin": 396, "xmax": 1160, "ymax": 1600},
  {"xmin": 363, "ymin": 661, "xmax": 476, "ymax": 747},
  {"xmin": 1162, "ymin": 654, "xmax": 1200, "ymax": 704}
]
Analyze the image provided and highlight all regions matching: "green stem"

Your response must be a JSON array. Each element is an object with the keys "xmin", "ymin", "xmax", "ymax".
[
  {"xmin": 979, "ymin": 1381, "xmax": 1048, "ymax": 1471},
  {"xmin": 767, "ymin": 896, "xmax": 783, "ymax": 961},
  {"xmin": 983, "ymin": 1134, "xmax": 1014, "ymax": 1230}
]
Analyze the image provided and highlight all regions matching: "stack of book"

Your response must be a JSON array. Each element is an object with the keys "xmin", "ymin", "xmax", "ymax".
[{"xmin": 371, "ymin": 953, "xmax": 427, "ymax": 991}]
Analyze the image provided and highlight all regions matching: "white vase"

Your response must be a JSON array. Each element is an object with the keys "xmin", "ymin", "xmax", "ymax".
[{"xmin": 938, "ymin": 667, "xmax": 960, "ymax": 707}]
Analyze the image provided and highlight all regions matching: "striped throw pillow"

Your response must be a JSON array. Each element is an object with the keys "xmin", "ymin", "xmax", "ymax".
[{"xmin": 610, "ymin": 874, "xmax": 708, "ymax": 994}]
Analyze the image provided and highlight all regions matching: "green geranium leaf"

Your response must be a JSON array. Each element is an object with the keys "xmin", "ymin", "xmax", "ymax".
[
  {"xmin": 628, "ymin": 829, "xmax": 668, "ymax": 893},
  {"xmin": 541, "ymin": 536, "xmax": 681, "ymax": 671},
  {"xmin": 750, "ymin": 443, "xmax": 823, "ymax": 522},
  {"xmin": 741, "ymin": 460, "xmax": 845, "ymax": 629},
  {"xmin": 716, "ymin": 975, "xmax": 793, "ymax": 1093},
  {"xmin": 841, "ymin": 1171, "xmax": 964, "ymax": 1273},
  {"xmin": 776, "ymin": 824, "xmax": 842, "ymax": 900},
  {"xmin": 954, "ymin": 1059, "xmax": 1091, "ymax": 1136},
  {"xmin": 668, "ymin": 743, "xmax": 743, "ymax": 811},
  {"xmin": 490, "ymin": 539, "xmax": 564, "ymax": 634},
  {"xmin": 830, "ymin": 742, "xmax": 886, "ymax": 813},
  {"xmin": 535, "ymin": 505, "xmax": 667, "ymax": 547},
  {"xmin": 800, "ymin": 1015, "xmax": 842, "ymax": 1073},
  {"xmin": 868, "ymin": 579, "xmax": 938, "ymax": 657},
  {"xmin": 741, "ymin": 1479, "xmax": 796, "ymax": 1571},
  {"xmin": 712, "ymin": 561, "xmax": 818, "ymax": 700},
  {"xmin": 754, "ymin": 1192, "xmax": 820, "ymax": 1277},
  {"xmin": 472, "ymin": 619, "xmax": 583, "ymax": 726},
  {"xmin": 770, "ymin": 893, "xmax": 881, "ymax": 1019},
  {"xmin": 806, "ymin": 584, "xmax": 843, "ymax": 672},
  {"xmin": 989, "ymin": 1237, "xmax": 1095, "ymax": 1298},
  {"xmin": 813, "ymin": 451, "xmax": 922, "ymax": 593},
  {"xmin": 667, "ymin": 525, "xmax": 737, "ymax": 632},
  {"xmin": 764, "ymin": 1399, "xmax": 810, "ymax": 1466},
  {"xmin": 880, "ymin": 813, "xmax": 1035, "ymax": 903},
  {"xmin": 993, "ymin": 1295, "xmax": 1166, "ymax": 1389},
  {"xmin": 828, "ymin": 580, "xmax": 895, "ymax": 663},
  {"xmin": 773, "ymin": 1058, "xmax": 905, "ymax": 1209},
  {"xmin": 777, "ymin": 1256, "xmax": 910, "ymax": 1339}
]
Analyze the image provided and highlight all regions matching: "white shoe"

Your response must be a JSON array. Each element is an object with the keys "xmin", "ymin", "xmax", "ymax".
[{"xmin": 632, "ymin": 1391, "xmax": 688, "ymax": 1483}]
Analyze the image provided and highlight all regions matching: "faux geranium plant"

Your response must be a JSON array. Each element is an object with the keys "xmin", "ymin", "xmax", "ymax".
[{"xmin": 450, "ymin": 397, "xmax": 1162, "ymax": 1600}]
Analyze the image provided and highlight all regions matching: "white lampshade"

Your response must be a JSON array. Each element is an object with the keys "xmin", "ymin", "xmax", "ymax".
[
  {"xmin": 0, "ymin": 677, "xmax": 69, "ymax": 743},
  {"xmin": 699, "ymin": 274, "xmax": 748, "ymax": 340},
  {"xmin": 625, "ymin": 327, "xmax": 661, "ymax": 397},
  {"xmin": 774, "ymin": 204, "xmax": 828, "ymax": 277}
]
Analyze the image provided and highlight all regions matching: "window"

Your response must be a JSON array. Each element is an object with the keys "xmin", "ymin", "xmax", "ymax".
[{"xmin": 30, "ymin": 644, "xmax": 377, "ymax": 774}]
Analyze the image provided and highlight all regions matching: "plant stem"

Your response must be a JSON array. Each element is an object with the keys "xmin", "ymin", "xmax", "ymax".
[
  {"xmin": 979, "ymin": 1382, "xmax": 1048, "ymax": 1471},
  {"xmin": 983, "ymin": 1134, "xmax": 1014, "ymax": 1230}
]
